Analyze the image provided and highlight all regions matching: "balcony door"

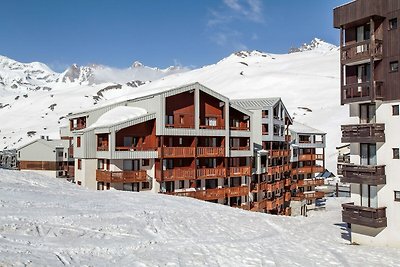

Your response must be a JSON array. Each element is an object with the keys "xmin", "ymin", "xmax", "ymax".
[
  {"xmin": 361, "ymin": 184, "xmax": 378, "ymax": 208},
  {"xmin": 356, "ymin": 24, "xmax": 370, "ymax": 54},
  {"xmin": 357, "ymin": 64, "xmax": 370, "ymax": 84},
  {"xmin": 360, "ymin": 143, "xmax": 376, "ymax": 166},
  {"xmin": 123, "ymin": 159, "xmax": 140, "ymax": 171},
  {"xmin": 360, "ymin": 103, "xmax": 375, "ymax": 124}
]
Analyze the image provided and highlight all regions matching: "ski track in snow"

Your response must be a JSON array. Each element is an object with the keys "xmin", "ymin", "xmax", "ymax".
[{"xmin": 0, "ymin": 169, "xmax": 399, "ymax": 266}]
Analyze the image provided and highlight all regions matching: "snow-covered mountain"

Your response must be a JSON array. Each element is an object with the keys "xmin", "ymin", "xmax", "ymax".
[
  {"xmin": 1, "ymin": 169, "xmax": 399, "ymax": 266},
  {"xmin": 0, "ymin": 38, "xmax": 347, "ymax": 173}
]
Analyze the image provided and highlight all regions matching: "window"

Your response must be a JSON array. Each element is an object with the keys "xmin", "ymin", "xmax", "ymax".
[
  {"xmin": 77, "ymin": 136, "xmax": 81, "ymax": 147},
  {"xmin": 394, "ymin": 191, "xmax": 400, "ymax": 201},
  {"xmin": 58, "ymin": 151, "xmax": 63, "ymax": 157},
  {"xmin": 78, "ymin": 159, "xmax": 82, "ymax": 170},
  {"xmin": 142, "ymin": 159, "xmax": 150, "ymax": 166},
  {"xmin": 389, "ymin": 18, "xmax": 398, "ymax": 30},
  {"xmin": 393, "ymin": 105, "xmax": 399, "ymax": 116},
  {"xmin": 179, "ymin": 180, "xmax": 185, "ymax": 189},
  {"xmin": 206, "ymin": 117, "xmax": 217, "ymax": 127},
  {"xmin": 390, "ymin": 61, "xmax": 399, "ymax": 72},
  {"xmin": 393, "ymin": 148, "xmax": 400, "ymax": 159}
]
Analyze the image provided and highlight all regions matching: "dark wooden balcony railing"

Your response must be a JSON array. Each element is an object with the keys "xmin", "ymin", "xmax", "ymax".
[
  {"xmin": 96, "ymin": 170, "xmax": 147, "ymax": 183},
  {"xmin": 341, "ymin": 164, "xmax": 386, "ymax": 185},
  {"xmin": 341, "ymin": 123, "xmax": 385, "ymax": 143},
  {"xmin": 292, "ymin": 166, "xmax": 324, "ymax": 175},
  {"xmin": 197, "ymin": 147, "xmax": 225, "ymax": 157},
  {"xmin": 341, "ymin": 39, "xmax": 383, "ymax": 65},
  {"xmin": 229, "ymin": 166, "xmax": 251, "ymax": 176},
  {"xmin": 197, "ymin": 168, "xmax": 227, "ymax": 179},
  {"xmin": 342, "ymin": 81, "xmax": 384, "ymax": 105},
  {"xmin": 298, "ymin": 154, "xmax": 324, "ymax": 161},
  {"xmin": 342, "ymin": 202, "xmax": 387, "ymax": 228},
  {"xmin": 159, "ymin": 147, "xmax": 196, "ymax": 158}
]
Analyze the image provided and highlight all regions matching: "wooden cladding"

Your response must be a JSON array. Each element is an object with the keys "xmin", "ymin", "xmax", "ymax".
[
  {"xmin": 341, "ymin": 123, "xmax": 385, "ymax": 143},
  {"xmin": 159, "ymin": 168, "xmax": 196, "ymax": 181},
  {"xmin": 297, "ymin": 178, "xmax": 325, "ymax": 187},
  {"xmin": 298, "ymin": 154, "xmax": 324, "ymax": 161},
  {"xmin": 197, "ymin": 147, "xmax": 225, "ymax": 157},
  {"xmin": 19, "ymin": 161, "xmax": 59, "ymax": 171},
  {"xmin": 197, "ymin": 168, "xmax": 226, "ymax": 179},
  {"xmin": 342, "ymin": 202, "xmax": 387, "ymax": 228},
  {"xmin": 341, "ymin": 164, "xmax": 386, "ymax": 185},
  {"xmin": 341, "ymin": 81, "xmax": 384, "ymax": 105},
  {"xmin": 171, "ymin": 186, "xmax": 249, "ymax": 201},
  {"xmin": 96, "ymin": 170, "xmax": 147, "ymax": 183},
  {"xmin": 159, "ymin": 147, "xmax": 196, "ymax": 158},
  {"xmin": 165, "ymin": 113, "xmax": 195, "ymax": 128},
  {"xmin": 229, "ymin": 166, "xmax": 251, "ymax": 176},
  {"xmin": 292, "ymin": 166, "xmax": 324, "ymax": 175},
  {"xmin": 341, "ymin": 39, "xmax": 383, "ymax": 65},
  {"xmin": 270, "ymin": 149, "xmax": 291, "ymax": 158}
]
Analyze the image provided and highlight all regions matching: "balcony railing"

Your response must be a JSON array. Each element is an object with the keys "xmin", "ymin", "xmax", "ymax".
[
  {"xmin": 341, "ymin": 81, "xmax": 384, "ymax": 105},
  {"xmin": 159, "ymin": 147, "xmax": 195, "ymax": 158},
  {"xmin": 96, "ymin": 170, "xmax": 147, "ymax": 183},
  {"xmin": 230, "ymin": 146, "xmax": 250, "ymax": 151},
  {"xmin": 341, "ymin": 164, "xmax": 386, "ymax": 185},
  {"xmin": 341, "ymin": 39, "xmax": 383, "ymax": 65},
  {"xmin": 159, "ymin": 168, "xmax": 196, "ymax": 181},
  {"xmin": 230, "ymin": 126, "xmax": 250, "ymax": 131},
  {"xmin": 342, "ymin": 203, "xmax": 387, "ymax": 228},
  {"xmin": 341, "ymin": 123, "xmax": 385, "ymax": 143},
  {"xmin": 197, "ymin": 147, "xmax": 225, "ymax": 157},
  {"xmin": 292, "ymin": 166, "xmax": 324, "ymax": 175},
  {"xmin": 229, "ymin": 166, "xmax": 251, "ymax": 176},
  {"xmin": 197, "ymin": 168, "xmax": 227, "ymax": 179},
  {"xmin": 293, "ymin": 191, "xmax": 324, "ymax": 201},
  {"xmin": 171, "ymin": 186, "xmax": 248, "ymax": 201},
  {"xmin": 115, "ymin": 146, "xmax": 157, "ymax": 151},
  {"xmin": 297, "ymin": 178, "xmax": 325, "ymax": 187},
  {"xmin": 226, "ymin": 186, "xmax": 249, "ymax": 198},
  {"xmin": 298, "ymin": 154, "xmax": 324, "ymax": 161},
  {"xmin": 270, "ymin": 149, "xmax": 291, "ymax": 158}
]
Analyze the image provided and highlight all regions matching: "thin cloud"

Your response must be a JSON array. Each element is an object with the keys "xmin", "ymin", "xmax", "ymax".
[{"xmin": 207, "ymin": 0, "xmax": 264, "ymax": 50}]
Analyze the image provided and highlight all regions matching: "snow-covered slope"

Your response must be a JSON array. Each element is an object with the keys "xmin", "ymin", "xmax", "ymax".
[
  {"xmin": 0, "ymin": 169, "xmax": 399, "ymax": 266},
  {"xmin": 0, "ymin": 38, "xmax": 346, "ymax": 173}
]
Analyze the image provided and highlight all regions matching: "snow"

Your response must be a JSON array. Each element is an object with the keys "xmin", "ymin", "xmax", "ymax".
[
  {"xmin": 88, "ymin": 106, "xmax": 147, "ymax": 129},
  {"xmin": 0, "ymin": 39, "xmax": 349, "ymax": 174},
  {"xmin": 0, "ymin": 169, "xmax": 399, "ymax": 266}
]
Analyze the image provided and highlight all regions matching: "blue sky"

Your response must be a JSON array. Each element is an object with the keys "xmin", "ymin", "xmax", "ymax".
[{"xmin": 1, "ymin": 0, "xmax": 348, "ymax": 71}]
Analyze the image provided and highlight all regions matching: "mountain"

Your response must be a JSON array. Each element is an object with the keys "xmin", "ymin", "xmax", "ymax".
[
  {"xmin": 0, "ymin": 38, "xmax": 346, "ymax": 173},
  {"xmin": 289, "ymin": 38, "xmax": 339, "ymax": 53}
]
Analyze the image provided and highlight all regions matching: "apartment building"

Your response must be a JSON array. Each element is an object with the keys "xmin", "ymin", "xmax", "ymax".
[
  {"xmin": 64, "ymin": 83, "xmax": 301, "ymax": 213},
  {"xmin": 334, "ymin": 0, "xmax": 400, "ymax": 247},
  {"xmin": 0, "ymin": 149, "xmax": 18, "ymax": 170},
  {"xmin": 231, "ymin": 98, "xmax": 293, "ymax": 215},
  {"xmin": 66, "ymin": 83, "xmax": 253, "ymax": 208},
  {"xmin": 289, "ymin": 122, "xmax": 326, "ymax": 216}
]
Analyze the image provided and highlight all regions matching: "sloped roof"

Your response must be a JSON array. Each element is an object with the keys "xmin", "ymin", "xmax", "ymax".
[
  {"xmin": 87, "ymin": 106, "xmax": 147, "ymax": 130},
  {"xmin": 231, "ymin": 98, "xmax": 281, "ymax": 109},
  {"xmin": 290, "ymin": 121, "xmax": 326, "ymax": 135},
  {"xmin": 16, "ymin": 139, "xmax": 69, "ymax": 151}
]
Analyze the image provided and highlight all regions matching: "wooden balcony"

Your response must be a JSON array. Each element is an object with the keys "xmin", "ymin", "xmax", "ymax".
[
  {"xmin": 341, "ymin": 39, "xmax": 383, "ymax": 66},
  {"xmin": 197, "ymin": 147, "xmax": 225, "ymax": 157},
  {"xmin": 258, "ymin": 182, "xmax": 274, "ymax": 192},
  {"xmin": 298, "ymin": 178, "xmax": 325, "ymax": 187},
  {"xmin": 230, "ymin": 146, "xmax": 250, "ymax": 151},
  {"xmin": 276, "ymin": 196, "xmax": 284, "ymax": 206},
  {"xmin": 298, "ymin": 154, "xmax": 324, "ymax": 161},
  {"xmin": 270, "ymin": 149, "xmax": 291, "ymax": 158},
  {"xmin": 226, "ymin": 186, "xmax": 249, "ymax": 198},
  {"xmin": 116, "ymin": 146, "xmax": 157, "ymax": 151},
  {"xmin": 341, "ymin": 123, "xmax": 385, "ymax": 143},
  {"xmin": 230, "ymin": 126, "xmax": 250, "ymax": 131},
  {"xmin": 159, "ymin": 147, "xmax": 195, "ymax": 158},
  {"xmin": 96, "ymin": 170, "xmax": 147, "ymax": 183},
  {"xmin": 342, "ymin": 203, "xmax": 387, "ymax": 228},
  {"xmin": 160, "ymin": 168, "xmax": 196, "ymax": 181},
  {"xmin": 266, "ymin": 199, "xmax": 278, "ymax": 210},
  {"xmin": 97, "ymin": 145, "xmax": 109, "ymax": 151},
  {"xmin": 341, "ymin": 81, "xmax": 384, "ymax": 105},
  {"xmin": 197, "ymin": 168, "xmax": 227, "ymax": 179},
  {"xmin": 341, "ymin": 164, "xmax": 386, "ymax": 185},
  {"xmin": 292, "ymin": 166, "xmax": 324, "ymax": 175},
  {"xmin": 304, "ymin": 191, "xmax": 325, "ymax": 200},
  {"xmin": 229, "ymin": 166, "xmax": 251, "ymax": 176}
]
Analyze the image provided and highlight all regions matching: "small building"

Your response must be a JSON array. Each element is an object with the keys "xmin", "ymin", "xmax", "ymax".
[{"xmin": 16, "ymin": 137, "xmax": 74, "ymax": 178}]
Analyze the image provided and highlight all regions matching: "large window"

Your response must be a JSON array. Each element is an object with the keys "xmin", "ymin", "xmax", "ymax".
[{"xmin": 360, "ymin": 143, "xmax": 376, "ymax": 165}]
